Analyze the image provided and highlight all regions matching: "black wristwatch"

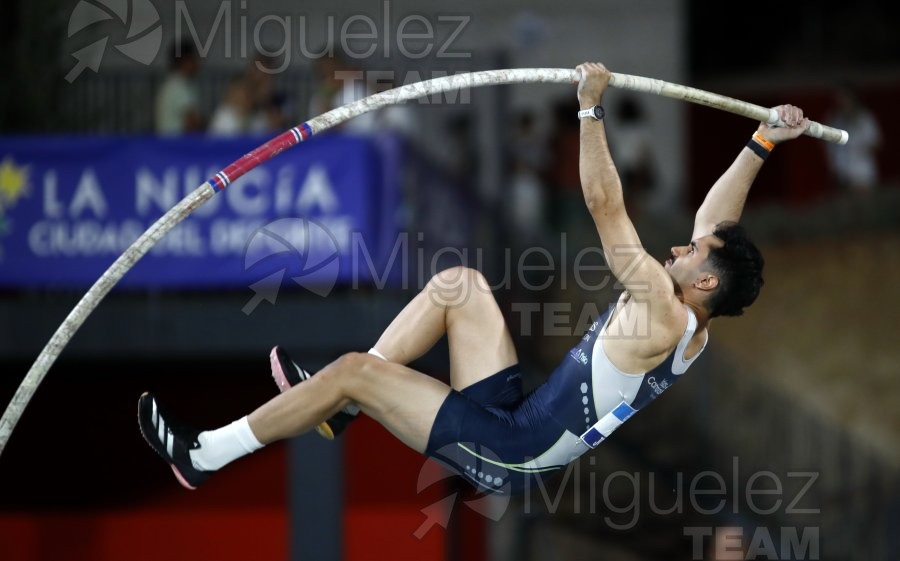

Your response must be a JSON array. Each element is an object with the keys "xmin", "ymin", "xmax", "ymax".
[{"xmin": 577, "ymin": 105, "xmax": 605, "ymax": 121}]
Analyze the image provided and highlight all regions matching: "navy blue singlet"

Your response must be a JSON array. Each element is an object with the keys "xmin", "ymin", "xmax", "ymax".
[{"xmin": 425, "ymin": 296, "xmax": 708, "ymax": 495}]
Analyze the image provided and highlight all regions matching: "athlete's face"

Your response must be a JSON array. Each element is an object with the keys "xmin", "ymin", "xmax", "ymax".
[{"xmin": 664, "ymin": 235, "xmax": 723, "ymax": 291}]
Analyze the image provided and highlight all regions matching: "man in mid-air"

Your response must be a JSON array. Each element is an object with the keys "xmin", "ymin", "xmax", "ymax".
[{"xmin": 138, "ymin": 63, "xmax": 809, "ymax": 494}]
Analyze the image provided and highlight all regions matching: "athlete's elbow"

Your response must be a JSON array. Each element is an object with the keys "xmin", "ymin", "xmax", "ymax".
[
  {"xmin": 583, "ymin": 189, "xmax": 609, "ymax": 214},
  {"xmin": 584, "ymin": 190, "xmax": 624, "ymax": 217}
]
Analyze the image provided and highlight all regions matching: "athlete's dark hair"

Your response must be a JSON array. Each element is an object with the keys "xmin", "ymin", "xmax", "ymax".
[{"xmin": 706, "ymin": 222, "xmax": 764, "ymax": 318}]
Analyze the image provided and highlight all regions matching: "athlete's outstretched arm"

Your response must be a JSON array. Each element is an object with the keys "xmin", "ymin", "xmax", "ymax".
[
  {"xmin": 692, "ymin": 105, "xmax": 809, "ymax": 239},
  {"xmin": 576, "ymin": 62, "xmax": 675, "ymax": 308}
]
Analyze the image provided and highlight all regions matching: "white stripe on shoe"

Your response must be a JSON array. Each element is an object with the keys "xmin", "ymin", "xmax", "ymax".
[
  {"xmin": 295, "ymin": 364, "xmax": 312, "ymax": 382},
  {"xmin": 166, "ymin": 429, "xmax": 174, "ymax": 457},
  {"xmin": 292, "ymin": 361, "xmax": 357, "ymax": 415}
]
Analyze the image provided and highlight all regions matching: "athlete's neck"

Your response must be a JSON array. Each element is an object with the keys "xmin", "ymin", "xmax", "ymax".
[
  {"xmin": 684, "ymin": 300, "xmax": 710, "ymax": 329},
  {"xmin": 673, "ymin": 285, "xmax": 711, "ymax": 330}
]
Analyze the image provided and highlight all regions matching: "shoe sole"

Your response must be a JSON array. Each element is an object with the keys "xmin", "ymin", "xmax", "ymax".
[
  {"xmin": 269, "ymin": 347, "xmax": 293, "ymax": 393},
  {"xmin": 268, "ymin": 347, "xmax": 336, "ymax": 440},
  {"xmin": 137, "ymin": 392, "xmax": 198, "ymax": 490}
]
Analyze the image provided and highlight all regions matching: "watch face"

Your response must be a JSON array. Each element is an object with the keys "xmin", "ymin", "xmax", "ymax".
[{"xmin": 593, "ymin": 105, "xmax": 605, "ymax": 120}]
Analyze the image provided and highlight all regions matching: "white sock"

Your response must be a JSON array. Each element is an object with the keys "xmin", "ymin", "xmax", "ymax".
[{"xmin": 190, "ymin": 416, "xmax": 264, "ymax": 472}]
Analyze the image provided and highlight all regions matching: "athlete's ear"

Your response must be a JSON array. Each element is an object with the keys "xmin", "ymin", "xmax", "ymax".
[{"xmin": 693, "ymin": 274, "xmax": 719, "ymax": 292}]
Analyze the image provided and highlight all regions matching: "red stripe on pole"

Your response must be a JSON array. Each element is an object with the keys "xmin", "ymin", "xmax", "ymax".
[{"xmin": 215, "ymin": 130, "xmax": 299, "ymax": 190}]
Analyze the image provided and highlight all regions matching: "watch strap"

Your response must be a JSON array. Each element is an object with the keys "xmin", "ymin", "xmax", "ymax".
[{"xmin": 577, "ymin": 105, "xmax": 604, "ymax": 121}]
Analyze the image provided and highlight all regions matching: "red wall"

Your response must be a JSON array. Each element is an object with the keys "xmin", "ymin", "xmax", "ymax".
[
  {"xmin": 0, "ymin": 360, "xmax": 488, "ymax": 561},
  {"xmin": 0, "ymin": 360, "xmax": 289, "ymax": 561},
  {"xmin": 0, "ymin": 445, "xmax": 288, "ymax": 561},
  {"xmin": 344, "ymin": 416, "xmax": 487, "ymax": 561}
]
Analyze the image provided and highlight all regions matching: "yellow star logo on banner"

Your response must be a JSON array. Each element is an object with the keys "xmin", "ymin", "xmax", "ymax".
[{"xmin": 0, "ymin": 156, "xmax": 30, "ymax": 212}]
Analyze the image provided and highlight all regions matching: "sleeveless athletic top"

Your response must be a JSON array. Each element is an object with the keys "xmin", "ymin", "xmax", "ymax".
[
  {"xmin": 505, "ymin": 297, "xmax": 709, "ymax": 472},
  {"xmin": 425, "ymin": 294, "xmax": 709, "ymax": 494}
]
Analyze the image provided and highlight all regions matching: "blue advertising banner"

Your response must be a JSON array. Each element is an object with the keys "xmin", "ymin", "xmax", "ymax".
[{"xmin": 0, "ymin": 134, "xmax": 402, "ymax": 290}]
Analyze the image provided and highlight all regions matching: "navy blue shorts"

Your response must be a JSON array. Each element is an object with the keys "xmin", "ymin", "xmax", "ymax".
[{"xmin": 425, "ymin": 364, "xmax": 573, "ymax": 495}]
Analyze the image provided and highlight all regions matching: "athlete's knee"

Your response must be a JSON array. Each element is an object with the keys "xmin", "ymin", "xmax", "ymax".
[
  {"xmin": 435, "ymin": 265, "xmax": 487, "ymax": 285},
  {"xmin": 428, "ymin": 266, "xmax": 490, "ymax": 308},
  {"xmin": 332, "ymin": 352, "xmax": 381, "ymax": 392}
]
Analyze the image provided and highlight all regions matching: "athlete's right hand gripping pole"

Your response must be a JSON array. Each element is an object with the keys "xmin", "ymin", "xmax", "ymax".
[{"xmin": 607, "ymin": 72, "xmax": 848, "ymax": 145}]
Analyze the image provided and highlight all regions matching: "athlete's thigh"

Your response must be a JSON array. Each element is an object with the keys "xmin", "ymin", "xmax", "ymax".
[
  {"xmin": 437, "ymin": 267, "xmax": 518, "ymax": 391},
  {"xmin": 344, "ymin": 353, "xmax": 452, "ymax": 454}
]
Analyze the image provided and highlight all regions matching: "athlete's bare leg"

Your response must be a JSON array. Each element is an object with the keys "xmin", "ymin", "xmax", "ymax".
[
  {"xmin": 251, "ymin": 267, "xmax": 516, "ymax": 450},
  {"xmin": 372, "ymin": 266, "xmax": 518, "ymax": 390},
  {"xmin": 249, "ymin": 352, "xmax": 450, "ymax": 452},
  {"xmin": 138, "ymin": 267, "xmax": 518, "ymax": 485}
]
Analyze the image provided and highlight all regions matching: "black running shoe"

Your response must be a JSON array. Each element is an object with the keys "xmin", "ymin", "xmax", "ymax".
[
  {"xmin": 137, "ymin": 392, "xmax": 212, "ymax": 490},
  {"xmin": 268, "ymin": 346, "xmax": 356, "ymax": 440}
]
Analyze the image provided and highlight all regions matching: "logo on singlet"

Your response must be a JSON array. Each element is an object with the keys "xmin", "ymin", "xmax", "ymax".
[
  {"xmin": 646, "ymin": 376, "xmax": 670, "ymax": 395},
  {"xmin": 569, "ymin": 348, "xmax": 589, "ymax": 365}
]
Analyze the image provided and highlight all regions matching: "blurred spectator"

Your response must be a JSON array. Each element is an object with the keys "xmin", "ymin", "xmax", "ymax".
[
  {"xmin": 154, "ymin": 39, "xmax": 203, "ymax": 135},
  {"xmin": 610, "ymin": 96, "xmax": 658, "ymax": 214},
  {"xmin": 372, "ymin": 75, "xmax": 417, "ymax": 140},
  {"xmin": 308, "ymin": 51, "xmax": 344, "ymax": 116},
  {"xmin": 308, "ymin": 50, "xmax": 376, "ymax": 132},
  {"xmin": 506, "ymin": 110, "xmax": 548, "ymax": 244},
  {"xmin": 208, "ymin": 77, "xmax": 252, "ymax": 136},
  {"xmin": 547, "ymin": 98, "xmax": 589, "ymax": 242},
  {"xmin": 307, "ymin": 49, "xmax": 419, "ymax": 138},
  {"xmin": 245, "ymin": 54, "xmax": 288, "ymax": 134},
  {"xmin": 443, "ymin": 113, "xmax": 478, "ymax": 185},
  {"xmin": 825, "ymin": 85, "xmax": 881, "ymax": 193}
]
